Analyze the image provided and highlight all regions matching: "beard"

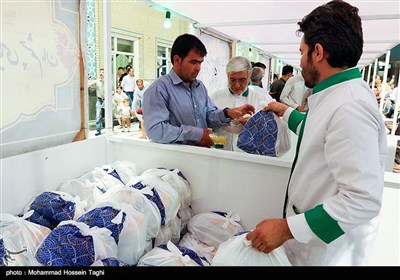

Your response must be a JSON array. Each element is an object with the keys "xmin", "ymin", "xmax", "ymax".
[{"xmin": 303, "ymin": 61, "xmax": 319, "ymax": 89}]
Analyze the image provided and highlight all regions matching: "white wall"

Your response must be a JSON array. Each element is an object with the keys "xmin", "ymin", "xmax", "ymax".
[{"xmin": 0, "ymin": 137, "xmax": 109, "ymax": 215}]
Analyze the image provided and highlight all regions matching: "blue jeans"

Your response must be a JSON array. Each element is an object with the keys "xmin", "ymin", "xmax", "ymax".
[
  {"xmin": 96, "ymin": 98, "xmax": 104, "ymax": 132},
  {"xmin": 125, "ymin": 91, "xmax": 133, "ymax": 107}
]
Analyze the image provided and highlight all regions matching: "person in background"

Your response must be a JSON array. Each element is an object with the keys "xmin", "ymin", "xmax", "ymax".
[
  {"xmin": 120, "ymin": 98, "xmax": 133, "ymax": 132},
  {"xmin": 272, "ymin": 73, "xmax": 279, "ymax": 83},
  {"xmin": 88, "ymin": 68, "xmax": 105, "ymax": 136},
  {"xmin": 246, "ymin": 0, "xmax": 387, "ymax": 266},
  {"xmin": 279, "ymin": 72, "xmax": 311, "ymax": 112},
  {"xmin": 374, "ymin": 75, "xmax": 391, "ymax": 105},
  {"xmin": 253, "ymin": 61, "xmax": 266, "ymax": 70},
  {"xmin": 112, "ymin": 85, "xmax": 128, "ymax": 128},
  {"xmin": 116, "ymin": 66, "xmax": 124, "ymax": 87},
  {"xmin": 119, "ymin": 64, "xmax": 131, "ymax": 85},
  {"xmin": 250, "ymin": 66, "xmax": 270, "ymax": 98},
  {"xmin": 269, "ymin": 65, "xmax": 294, "ymax": 102},
  {"xmin": 132, "ymin": 79, "xmax": 150, "ymax": 129},
  {"xmin": 252, "ymin": 62, "xmax": 267, "ymax": 88},
  {"xmin": 250, "ymin": 66, "xmax": 265, "ymax": 88},
  {"xmin": 210, "ymin": 56, "xmax": 273, "ymax": 151},
  {"xmin": 142, "ymin": 33, "xmax": 255, "ymax": 147},
  {"xmin": 121, "ymin": 67, "xmax": 136, "ymax": 107}
]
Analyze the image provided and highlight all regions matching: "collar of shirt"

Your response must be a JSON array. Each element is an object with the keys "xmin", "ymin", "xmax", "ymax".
[
  {"xmin": 250, "ymin": 83, "xmax": 262, "ymax": 88},
  {"xmin": 313, "ymin": 67, "xmax": 362, "ymax": 95},
  {"xmin": 169, "ymin": 69, "xmax": 200, "ymax": 88},
  {"xmin": 229, "ymin": 87, "xmax": 249, "ymax": 97}
]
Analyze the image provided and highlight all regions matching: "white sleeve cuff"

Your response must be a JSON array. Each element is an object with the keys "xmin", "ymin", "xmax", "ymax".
[
  {"xmin": 282, "ymin": 107, "xmax": 294, "ymax": 123},
  {"xmin": 287, "ymin": 213, "xmax": 313, "ymax": 244}
]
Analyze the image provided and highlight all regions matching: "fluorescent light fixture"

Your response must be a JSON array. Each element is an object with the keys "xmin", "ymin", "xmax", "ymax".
[{"xmin": 163, "ymin": 11, "xmax": 171, "ymax": 29}]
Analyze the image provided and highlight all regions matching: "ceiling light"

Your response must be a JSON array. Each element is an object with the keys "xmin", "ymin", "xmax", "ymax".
[{"xmin": 163, "ymin": 11, "xmax": 171, "ymax": 29}]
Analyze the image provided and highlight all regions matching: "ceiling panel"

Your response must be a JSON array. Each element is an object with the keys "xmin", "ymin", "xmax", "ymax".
[{"xmin": 151, "ymin": 0, "xmax": 400, "ymax": 68}]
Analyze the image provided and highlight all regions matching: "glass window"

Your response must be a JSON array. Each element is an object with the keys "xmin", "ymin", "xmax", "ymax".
[
  {"xmin": 157, "ymin": 44, "xmax": 172, "ymax": 77},
  {"xmin": 117, "ymin": 38, "xmax": 134, "ymax": 53}
]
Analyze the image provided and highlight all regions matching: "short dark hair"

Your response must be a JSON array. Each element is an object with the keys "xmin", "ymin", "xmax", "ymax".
[
  {"xmin": 253, "ymin": 62, "xmax": 266, "ymax": 69},
  {"xmin": 282, "ymin": 65, "xmax": 293, "ymax": 76},
  {"xmin": 170, "ymin": 33, "xmax": 207, "ymax": 63},
  {"xmin": 297, "ymin": 0, "xmax": 363, "ymax": 68}
]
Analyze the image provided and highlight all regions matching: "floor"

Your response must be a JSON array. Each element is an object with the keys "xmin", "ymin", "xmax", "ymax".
[{"xmin": 89, "ymin": 121, "xmax": 146, "ymax": 139}]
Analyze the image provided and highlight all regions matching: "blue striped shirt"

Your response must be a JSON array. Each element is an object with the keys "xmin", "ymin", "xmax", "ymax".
[{"xmin": 143, "ymin": 69, "xmax": 230, "ymax": 145}]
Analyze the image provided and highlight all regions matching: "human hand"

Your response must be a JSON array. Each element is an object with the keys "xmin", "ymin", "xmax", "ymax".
[
  {"xmin": 296, "ymin": 105, "xmax": 307, "ymax": 112},
  {"xmin": 227, "ymin": 104, "xmax": 255, "ymax": 119},
  {"xmin": 237, "ymin": 114, "xmax": 252, "ymax": 125},
  {"xmin": 199, "ymin": 128, "xmax": 214, "ymax": 148},
  {"xmin": 262, "ymin": 102, "xmax": 289, "ymax": 117},
  {"xmin": 246, "ymin": 218, "xmax": 293, "ymax": 253}
]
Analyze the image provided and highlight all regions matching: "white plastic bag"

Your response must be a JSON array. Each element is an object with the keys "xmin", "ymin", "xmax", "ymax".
[
  {"xmin": 97, "ymin": 184, "xmax": 161, "ymax": 240},
  {"xmin": 137, "ymin": 241, "xmax": 204, "ymax": 266},
  {"xmin": 58, "ymin": 179, "xmax": 103, "ymax": 210},
  {"xmin": 179, "ymin": 232, "xmax": 216, "ymax": 264},
  {"xmin": 212, "ymin": 232, "xmax": 292, "ymax": 266},
  {"xmin": 141, "ymin": 168, "xmax": 191, "ymax": 210},
  {"xmin": 78, "ymin": 201, "xmax": 147, "ymax": 265},
  {"xmin": 35, "ymin": 220, "xmax": 117, "ymax": 266},
  {"xmin": 187, "ymin": 211, "xmax": 244, "ymax": 248},
  {"xmin": 0, "ymin": 212, "xmax": 51, "ymax": 266}
]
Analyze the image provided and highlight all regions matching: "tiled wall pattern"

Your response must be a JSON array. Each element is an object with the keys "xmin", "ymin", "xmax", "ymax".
[{"xmin": 86, "ymin": 0, "xmax": 96, "ymax": 80}]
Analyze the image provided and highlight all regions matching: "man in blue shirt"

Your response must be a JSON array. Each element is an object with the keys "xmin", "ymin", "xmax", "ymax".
[{"xmin": 143, "ymin": 34, "xmax": 255, "ymax": 147}]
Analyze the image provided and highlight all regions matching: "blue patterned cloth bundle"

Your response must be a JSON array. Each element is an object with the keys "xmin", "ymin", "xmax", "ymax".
[
  {"xmin": 0, "ymin": 238, "xmax": 6, "ymax": 266},
  {"xmin": 25, "ymin": 191, "xmax": 81, "ymax": 229},
  {"xmin": 92, "ymin": 257, "xmax": 130, "ymax": 266},
  {"xmin": 35, "ymin": 220, "xmax": 117, "ymax": 266},
  {"xmin": 237, "ymin": 110, "xmax": 290, "ymax": 157},
  {"xmin": 77, "ymin": 206, "xmax": 125, "ymax": 244}
]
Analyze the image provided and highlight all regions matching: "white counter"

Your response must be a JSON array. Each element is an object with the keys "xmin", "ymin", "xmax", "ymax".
[{"xmin": 1, "ymin": 135, "xmax": 398, "ymax": 265}]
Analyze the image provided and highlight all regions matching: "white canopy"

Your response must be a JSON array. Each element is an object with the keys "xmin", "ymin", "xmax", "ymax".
[{"xmin": 151, "ymin": 0, "xmax": 400, "ymax": 68}]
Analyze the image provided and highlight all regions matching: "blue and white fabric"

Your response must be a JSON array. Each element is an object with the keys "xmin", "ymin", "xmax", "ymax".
[
  {"xmin": 137, "ymin": 240, "xmax": 208, "ymax": 266},
  {"xmin": 97, "ymin": 184, "xmax": 161, "ymax": 240},
  {"xmin": 141, "ymin": 168, "xmax": 191, "ymax": 210},
  {"xmin": 35, "ymin": 220, "xmax": 117, "ymax": 266},
  {"xmin": 78, "ymin": 202, "xmax": 147, "ymax": 265},
  {"xmin": 0, "ymin": 237, "xmax": 6, "ymax": 266},
  {"xmin": 237, "ymin": 110, "xmax": 290, "ymax": 157},
  {"xmin": 24, "ymin": 191, "xmax": 86, "ymax": 229},
  {"xmin": 91, "ymin": 257, "xmax": 130, "ymax": 266}
]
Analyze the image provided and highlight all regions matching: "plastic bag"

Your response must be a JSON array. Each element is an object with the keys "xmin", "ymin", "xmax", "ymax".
[
  {"xmin": 187, "ymin": 211, "xmax": 244, "ymax": 248},
  {"xmin": 0, "ymin": 212, "xmax": 51, "ymax": 266},
  {"xmin": 91, "ymin": 257, "xmax": 130, "ymax": 266},
  {"xmin": 23, "ymin": 191, "xmax": 86, "ymax": 229},
  {"xmin": 137, "ymin": 241, "xmax": 206, "ymax": 266},
  {"xmin": 97, "ymin": 184, "xmax": 161, "ymax": 240},
  {"xmin": 77, "ymin": 202, "xmax": 147, "ymax": 265},
  {"xmin": 212, "ymin": 232, "xmax": 292, "ymax": 266},
  {"xmin": 179, "ymin": 232, "xmax": 216, "ymax": 264},
  {"xmin": 35, "ymin": 220, "xmax": 117, "ymax": 266}
]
